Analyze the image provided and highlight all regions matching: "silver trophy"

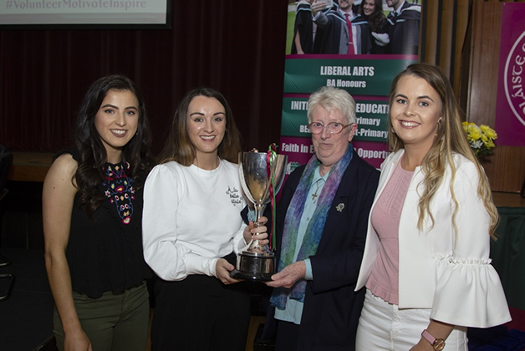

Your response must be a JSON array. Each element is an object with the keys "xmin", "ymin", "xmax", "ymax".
[{"xmin": 230, "ymin": 150, "xmax": 287, "ymax": 281}]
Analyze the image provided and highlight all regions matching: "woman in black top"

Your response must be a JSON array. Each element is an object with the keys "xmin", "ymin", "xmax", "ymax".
[{"xmin": 43, "ymin": 75, "xmax": 154, "ymax": 351}]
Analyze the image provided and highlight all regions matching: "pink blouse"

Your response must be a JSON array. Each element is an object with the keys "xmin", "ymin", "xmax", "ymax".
[{"xmin": 366, "ymin": 161, "xmax": 413, "ymax": 304}]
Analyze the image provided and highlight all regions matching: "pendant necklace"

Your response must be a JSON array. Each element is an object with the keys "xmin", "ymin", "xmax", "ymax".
[{"xmin": 311, "ymin": 179, "xmax": 324, "ymax": 201}]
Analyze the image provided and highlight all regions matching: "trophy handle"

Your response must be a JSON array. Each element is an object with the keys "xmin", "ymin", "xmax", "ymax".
[{"xmin": 238, "ymin": 161, "xmax": 255, "ymax": 204}]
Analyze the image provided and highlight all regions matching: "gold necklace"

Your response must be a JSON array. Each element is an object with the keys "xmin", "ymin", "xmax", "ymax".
[{"xmin": 311, "ymin": 179, "xmax": 324, "ymax": 201}]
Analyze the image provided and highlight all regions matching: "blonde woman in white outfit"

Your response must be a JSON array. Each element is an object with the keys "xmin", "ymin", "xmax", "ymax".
[{"xmin": 355, "ymin": 63, "xmax": 511, "ymax": 351}]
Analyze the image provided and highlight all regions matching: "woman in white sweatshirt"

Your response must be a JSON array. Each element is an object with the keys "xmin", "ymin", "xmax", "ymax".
[{"xmin": 142, "ymin": 87, "xmax": 268, "ymax": 351}]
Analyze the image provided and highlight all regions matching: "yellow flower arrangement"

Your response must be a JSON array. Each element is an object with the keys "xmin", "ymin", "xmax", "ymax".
[{"xmin": 462, "ymin": 121, "xmax": 498, "ymax": 157}]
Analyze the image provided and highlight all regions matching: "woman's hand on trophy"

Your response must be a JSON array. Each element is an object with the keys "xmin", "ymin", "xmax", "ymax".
[
  {"xmin": 249, "ymin": 233, "xmax": 269, "ymax": 253},
  {"xmin": 265, "ymin": 261, "xmax": 306, "ymax": 288},
  {"xmin": 216, "ymin": 258, "xmax": 243, "ymax": 285},
  {"xmin": 243, "ymin": 216, "xmax": 269, "ymax": 247}
]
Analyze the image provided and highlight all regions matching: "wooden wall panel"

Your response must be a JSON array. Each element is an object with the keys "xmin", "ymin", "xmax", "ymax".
[
  {"xmin": 422, "ymin": 0, "xmax": 468, "ymax": 95},
  {"xmin": 438, "ymin": 0, "xmax": 455, "ymax": 75},
  {"xmin": 464, "ymin": 1, "xmax": 500, "ymax": 127},
  {"xmin": 421, "ymin": 0, "xmax": 439, "ymax": 64},
  {"xmin": 422, "ymin": 0, "xmax": 525, "ymax": 193},
  {"xmin": 453, "ymin": 1, "xmax": 470, "ymax": 94},
  {"xmin": 481, "ymin": 147, "xmax": 525, "ymax": 193}
]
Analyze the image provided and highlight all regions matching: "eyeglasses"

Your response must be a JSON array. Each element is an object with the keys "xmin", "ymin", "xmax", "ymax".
[{"xmin": 307, "ymin": 122, "xmax": 353, "ymax": 135}]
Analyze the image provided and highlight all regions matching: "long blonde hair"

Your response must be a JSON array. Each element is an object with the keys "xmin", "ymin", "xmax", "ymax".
[{"xmin": 388, "ymin": 63, "xmax": 499, "ymax": 238}]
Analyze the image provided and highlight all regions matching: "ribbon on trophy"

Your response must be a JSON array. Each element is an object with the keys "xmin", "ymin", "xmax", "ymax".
[{"xmin": 266, "ymin": 143, "xmax": 278, "ymax": 252}]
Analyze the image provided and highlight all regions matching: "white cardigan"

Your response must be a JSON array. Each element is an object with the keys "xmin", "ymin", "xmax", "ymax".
[{"xmin": 356, "ymin": 150, "xmax": 511, "ymax": 328}]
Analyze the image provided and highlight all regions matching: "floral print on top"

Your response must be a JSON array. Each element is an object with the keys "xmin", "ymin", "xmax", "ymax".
[{"xmin": 103, "ymin": 162, "xmax": 135, "ymax": 225}]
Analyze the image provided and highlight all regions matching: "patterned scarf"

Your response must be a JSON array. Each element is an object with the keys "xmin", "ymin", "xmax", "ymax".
[{"xmin": 270, "ymin": 145, "xmax": 353, "ymax": 309}]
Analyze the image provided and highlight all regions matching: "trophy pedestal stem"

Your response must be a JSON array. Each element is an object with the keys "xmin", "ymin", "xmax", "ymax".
[{"xmin": 230, "ymin": 251, "xmax": 275, "ymax": 282}]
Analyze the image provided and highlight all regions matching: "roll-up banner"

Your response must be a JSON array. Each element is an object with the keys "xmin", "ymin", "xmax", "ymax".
[{"xmin": 281, "ymin": 0, "xmax": 422, "ymax": 172}]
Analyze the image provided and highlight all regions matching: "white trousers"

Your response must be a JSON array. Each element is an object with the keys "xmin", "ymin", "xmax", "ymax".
[{"xmin": 356, "ymin": 289, "xmax": 468, "ymax": 351}]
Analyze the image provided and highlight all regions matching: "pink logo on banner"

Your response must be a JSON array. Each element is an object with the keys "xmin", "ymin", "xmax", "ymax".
[
  {"xmin": 496, "ymin": 3, "xmax": 525, "ymax": 146},
  {"xmin": 503, "ymin": 31, "xmax": 525, "ymax": 128}
]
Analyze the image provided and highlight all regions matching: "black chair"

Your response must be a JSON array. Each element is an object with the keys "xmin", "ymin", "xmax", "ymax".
[{"xmin": 0, "ymin": 145, "xmax": 14, "ymax": 299}]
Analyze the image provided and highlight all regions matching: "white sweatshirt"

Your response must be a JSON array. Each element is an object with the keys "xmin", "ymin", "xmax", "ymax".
[{"xmin": 142, "ymin": 159, "xmax": 249, "ymax": 281}]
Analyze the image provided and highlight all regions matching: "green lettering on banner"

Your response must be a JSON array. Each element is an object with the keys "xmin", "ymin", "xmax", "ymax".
[
  {"xmin": 281, "ymin": 97, "xmax": 310, "ymax": 137},
  {"xmin": 354, "ymin": 100, "xmax": 390, "ymax": 142},
  {"xmin": 283, "ymin": 58, "xmax": 416, "ymax": 95}
]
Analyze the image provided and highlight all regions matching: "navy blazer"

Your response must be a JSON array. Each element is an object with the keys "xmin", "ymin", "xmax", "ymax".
[{"xmin": 266, "ymin": 149, "xmax": 379, "ymax": 351}]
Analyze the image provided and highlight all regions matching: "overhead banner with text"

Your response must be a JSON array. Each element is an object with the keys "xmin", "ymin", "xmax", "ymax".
[{"xmin": 281, "ymin": 1, "xmax": 422, "ymax": 171}]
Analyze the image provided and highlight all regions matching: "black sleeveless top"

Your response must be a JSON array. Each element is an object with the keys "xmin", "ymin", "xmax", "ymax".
[{"xmin": 57, "ymin": 149, "xmax": 151, "ymax": 298}]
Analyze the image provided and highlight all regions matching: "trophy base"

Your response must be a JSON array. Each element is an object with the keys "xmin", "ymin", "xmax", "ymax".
[
  {"xmin": 229, "ymin": 270, "xmax": 273, "ymax": 282},
  {"xmin": 229, "ymin": 251, "xmax": 275, "ymax": 282}
]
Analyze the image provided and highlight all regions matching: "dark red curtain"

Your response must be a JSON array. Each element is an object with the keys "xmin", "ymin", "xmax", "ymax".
[{"xmin": 0, "ymin": 1, "xmax": 288, "ymax": 155}]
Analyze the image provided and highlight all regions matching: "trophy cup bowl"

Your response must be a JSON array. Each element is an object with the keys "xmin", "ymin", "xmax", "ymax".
[{"xmin": 230, "ymin": 151, "xmax": 287, "ymax": 281}]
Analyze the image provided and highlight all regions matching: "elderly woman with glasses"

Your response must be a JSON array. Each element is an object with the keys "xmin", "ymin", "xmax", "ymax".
[{"xmin": 263, "ymin": 86, "xmax": 380, "ymax": 351}]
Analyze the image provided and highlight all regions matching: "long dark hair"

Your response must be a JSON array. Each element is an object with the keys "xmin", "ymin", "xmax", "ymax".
[
  {"xmin": 74, "ymin": 74, "xmax": 153, "ymax": 216},
  {"xmin": 361, "ymin": 0, "xmax": 387, "ymax": 33},
  {"xmin": 158, "ymin": 87, "xmax": 241, "ymax": 165}
]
